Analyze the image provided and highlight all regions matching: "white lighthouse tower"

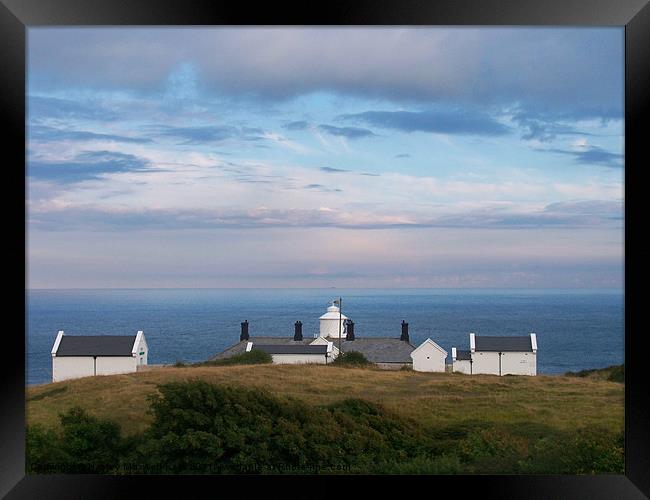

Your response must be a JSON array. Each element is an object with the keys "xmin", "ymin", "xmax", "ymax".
[{"xmin": 319, "ymin": 301, "xmax": 349, "ymax": 340}]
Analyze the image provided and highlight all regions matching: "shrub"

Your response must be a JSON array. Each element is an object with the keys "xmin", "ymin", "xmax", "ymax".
[
  {"xmin": 133, "ymin": 380, "xmax": 429, "ymax": 474},
  {"xmin": 26, "ymin": 424, "xmax": 67, "ymax": 474},
  {"xmin": 331, "ymin": 351, "xmax": 370, "ymax": 367},
  {"xmin": 27, "ymin": 407, "xmax": 124, "ymax": 474},
  {"xmin": 520, "ymin": 426, "xmax": 624, "ymax": 474},
  {"xmin": 607, "ymin": 365, "xmax": 624, "ymax": 383}
]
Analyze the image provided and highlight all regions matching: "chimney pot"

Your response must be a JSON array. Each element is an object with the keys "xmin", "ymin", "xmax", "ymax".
[
  {"xmin": 345, "ymin": 319, "xmax": 355, "ymax": 341},
  {"xmin": 294, "ymin": 320, "xmax": 303, "ymax": 341},
  {"xmin": 240, "ymin": 320, "xmax": 249, "ymax": 341},
  {"xmin": 400, "ymin": 320, "xmax": 409, "ymax": 342}
]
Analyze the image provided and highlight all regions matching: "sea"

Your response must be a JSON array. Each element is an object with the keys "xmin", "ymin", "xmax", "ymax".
[{"xmin": 26, "ymin": 288, "xmax": 624, "ymax": 385}]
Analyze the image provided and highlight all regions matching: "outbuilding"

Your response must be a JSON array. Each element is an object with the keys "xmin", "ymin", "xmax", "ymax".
[
  {"xmin": 452, "ymin": 333, "xmax": 537, "ymax": 376},
  {"xmin": 450, "ymin": 348, "xmax": 473, "ymax": 374},
  {"xmin": 246, "ymin": 341, "xmax": 335, "ymax": 364},
  {"xmin": 410, "ymin": 338, "xmax": 448, "ymax": 372},
  {"xmin": 51, "ymin": 330, "xmax": 148, "ymax": 382}
]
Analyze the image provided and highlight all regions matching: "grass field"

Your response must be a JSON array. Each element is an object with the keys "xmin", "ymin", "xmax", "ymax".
[{"xmin": 27, "ymin": 364, "xmax": 624, "ymax": 437}]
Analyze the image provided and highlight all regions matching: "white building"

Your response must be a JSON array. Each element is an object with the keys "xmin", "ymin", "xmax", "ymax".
[
  {"xmin": 246, "ymin": 340, "xmax": 336, "ymax": 364},
  {"xmin": 51, "ymin": 330, "xmax": 148, "ymax": 382},
  {"xmin": 319, "ymin": 302, "xmax": 349, "ymax": 340},
  {"xmin": 410, "ymin": 338, "xmax": 448, "ymax": 372},
  {"xmin": 210, "ymin": 304, "xmax": 449, "ymax": 372},
  {"xmin": 450, "ymin": 348, "xmax": 473, "ymax": 374},
  {"xmin": 452, "ymin": 333, "xmax": 537, "ymax": 376}
]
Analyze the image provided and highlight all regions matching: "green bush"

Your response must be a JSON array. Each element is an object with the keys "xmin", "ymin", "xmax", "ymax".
[
  {"xmin": 330, "ymin": 351, "xmax": 370, "ymax": 367},
  {"xmin": 607, "ymin": 365, "xmax": 624, "ymax": 383},
  {"xmin": 27, "ymin": 407, "xmax": 124, "ymax": 474},
  {"xmin": 131, "ymin": 379, "xmax": 430, "ymax": 473}
]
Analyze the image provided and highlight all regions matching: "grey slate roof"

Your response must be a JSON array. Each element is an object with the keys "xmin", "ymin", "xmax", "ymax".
[
  {"xmin": 340, "ymin": 338, "xmax": 415, "ymax": 363},
  {"xmin": 455, "ymin": 349, "xmax": 472, "ymax": 361},
  {"xmin": 209, "ymin": 337, "xmax": 314, "ymax": 361},
  {"xmin": 210, "ymin": 336, "xmax": 415, "ymax": 363},
  {"xmin": 254, "ymin": 344, "xmax": 329, "ymax": 355},
  {"xmin": 474, "ymin": 335, "xmax": 533, "ymax": 352},
  {"xmin": 56, "ymin": 335, "xmax": 137, "ymax": 357}
]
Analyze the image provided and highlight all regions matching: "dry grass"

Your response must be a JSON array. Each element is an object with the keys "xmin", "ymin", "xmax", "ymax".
[{"xmin": 26, "ymin": 365, "xmax": 624, "ymax": 436}]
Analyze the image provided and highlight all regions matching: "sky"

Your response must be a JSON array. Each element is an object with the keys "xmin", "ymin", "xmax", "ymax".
[{"xmin": 26, "ymin": 27, "xmax": 624, "ymax": 289}]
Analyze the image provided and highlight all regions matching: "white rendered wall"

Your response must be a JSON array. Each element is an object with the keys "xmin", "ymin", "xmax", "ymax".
[
  {"xmin": 270, "ymin": 354, "xmax": 329, "ymax": 365},
  {"xmin": 452, "ymin": 359, "xmax": 472, "ymax": 374},
  {"xmin": 95, "ymin": 356, "xmax": 137, "ymax": 376},
  {"xmin": 471, "ymin": 351, "xmax": 501, "ymax": 375},
  {"xmin": 471, "ymin": 351, "xmax": 537, "ymax": 376},
  {"xmin": 500, "ymin": 352, "xmax": 536, "ymax": 376},
  {"xmin": 319, "ymin": 318, "xmax": 346, "ymax": 339},
  {"xmin": 52, "ymin": 357, "xmax": 95, "ymax": 382},
  {"xmin": 411, "ymin": 344, "xmax": 447, "ymax": 372},
  {"xmin": 134, "ymin": 336, "xmax": 148, "ymax": 366}
]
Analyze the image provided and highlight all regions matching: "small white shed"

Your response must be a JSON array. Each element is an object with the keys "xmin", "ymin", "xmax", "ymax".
[
  {"xmin": 460, "ymin": 332, "xmax": 537, "ymax": 376},
  {"xmin": 410, "ymin": 338, "xmax": 448, "ymax": 372},
  {"xmin": 51, "ymin": 330, "xmax": 148, "ymax": 382},
  {"xmin": 451, "ymin": 347, "xmax": 473, "ymax": 374}
]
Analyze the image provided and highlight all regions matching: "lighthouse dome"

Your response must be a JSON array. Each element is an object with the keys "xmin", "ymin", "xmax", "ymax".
[{"xmin": 319, "ymin": 303, "xmax": 349, "ymax": 320}]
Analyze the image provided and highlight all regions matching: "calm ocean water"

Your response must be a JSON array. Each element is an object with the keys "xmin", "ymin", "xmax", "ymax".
[{"xmin": 26, "ymin": 288, "xmax": 624, "ymax": 385}]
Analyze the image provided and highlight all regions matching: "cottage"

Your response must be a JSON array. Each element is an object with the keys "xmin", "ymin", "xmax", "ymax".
[
  {"xmin": 51, "ymin": 330, "xmax": 148, "ymax": 382},
  {"xmin": 452, "ymin": 332, "xmax": 537, "ymax": 376},
  {"xmin": 410, "ymin": 338, "xmax": 448, "ymax": 372},
  {"xmin": 245, "ymin": 341, "xmax": 335, "ymax": 364}
]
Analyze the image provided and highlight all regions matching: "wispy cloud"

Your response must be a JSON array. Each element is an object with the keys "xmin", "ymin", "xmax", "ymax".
[
  {"xmin": 29, "ymin": 125, "xmax": 153, "ymax": 144},
  {"xmin": 28, "ymin": 95, "xmax": 120, "ymax": 122},
  {"xmin": 339, "ymin": 109, "xmax": 511, "ymax": 136},
  {"xmin": 320, "ymin": 166, "xmax": 348, "ymax": 173},
  {"xmin": 317, "ymin": 124, "xmax": 376, "ymax": 139},
  {"xmin": 545, "ymin": 146, "xmax": 623, "ymax": 168},
  {"xmin": 28, "ymin": 150, "xmax": 154, "ymax": 184},
  {"xmin": 155, "ymin": 125, "xmax": 266, "ymax": 144}
]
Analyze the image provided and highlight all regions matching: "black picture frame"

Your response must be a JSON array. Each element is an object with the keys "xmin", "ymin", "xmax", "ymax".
[{"xmin": 3, "ymin": 0, "xmax": 648, "ymax": 497}]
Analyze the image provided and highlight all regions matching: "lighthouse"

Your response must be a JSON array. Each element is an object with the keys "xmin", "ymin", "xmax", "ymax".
[{"xmin": 319, "ymin": 301, "xmax": 349, "ymax": 339}]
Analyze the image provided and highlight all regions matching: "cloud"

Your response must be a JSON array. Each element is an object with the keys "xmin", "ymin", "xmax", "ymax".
[
  {"xmin": 339, "ymin": 109, "xmax": 511, "ymax": 136},
  {"xmin": 28, "ymin": 150, "xmax": 153, "ymax": 184},
  {"xmin": 304, "ymin": 183, "xmax": 342, "ymax": 192},
  {"xmin": 28, "ymin": 28, "xmax": 623, "ymax": 123},
  {"xmin": 317, "ymin": 124, "xmax": 376, "ymax": 139},
  {"xmin": 510, "ymin": 109, "xmax": 613, "ymax": 142},
  {"xmin": 283, "ymin": 121, "xmax": 311, "ymax": 131},
  {"xmin": 394, "ymin": 153, "xmax": 411, "ymax": 159},
  {"xmin": 545, "ymin": 146, "xmax": 623, "ymax": 168},
  {"xmin": 320, "ymin": 166, "xmax": 348, "ymax": 173},
  {"xmin": 29, "ymin": 196, "xmax": 622, "ymax": 232},
  {"xmin": 29, "ymin": 125, "xmax": 153, "ymax": 144},
  {"xmin": 28, "ymin": 95, "xmax": 120, "ymax": 122},
  {"xmin": 155, "ymin": 125, "xmax": 266, "ymax": 144}
]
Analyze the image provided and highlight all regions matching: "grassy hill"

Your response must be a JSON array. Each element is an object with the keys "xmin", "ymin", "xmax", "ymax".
[{"xmin": 27, "ymin": 364, "xmax": 624, "ymax": 438}]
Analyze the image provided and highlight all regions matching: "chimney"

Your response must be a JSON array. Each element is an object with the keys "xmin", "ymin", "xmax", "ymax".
[
  {"xmin": 240, "ymin": 320, "xmax": 249, "ymax": 341},
  {"xmin": 345, "ymin": 319, "xmax": 355, "ymax": 341},
  {"xmin": 400, "ymin": 320, "xmax": 409, "ymax": 342},
  {"xmin": 294, "ymin": 321, "xmax": 303, "ymax": 341}
]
